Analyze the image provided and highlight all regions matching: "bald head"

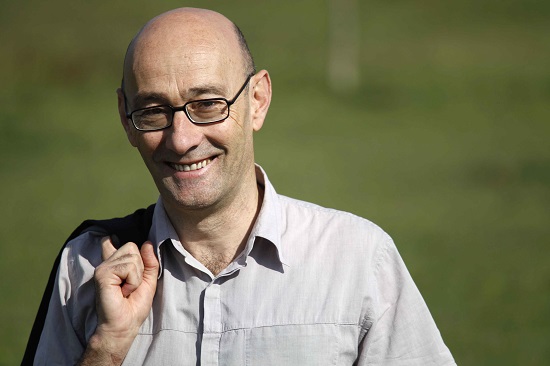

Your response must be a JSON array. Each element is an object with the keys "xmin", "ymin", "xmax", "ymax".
[{"xmin": 121, "ymin": 8, "xmax": 255, "ymax": 94}]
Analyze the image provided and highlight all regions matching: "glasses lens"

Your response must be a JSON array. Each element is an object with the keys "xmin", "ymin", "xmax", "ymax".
[
  {"xmin": 132, "ymin": 106, "xmax": 172, "ymax": 130},
  {"xmin": 186, "ymin": 100, "xmax": 228, "ymax": 123}
]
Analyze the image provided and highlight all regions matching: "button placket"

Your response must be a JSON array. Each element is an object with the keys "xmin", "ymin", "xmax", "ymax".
[{"xmin": 200, "ymin": 281, "xmax": 222, "ymax": 366}]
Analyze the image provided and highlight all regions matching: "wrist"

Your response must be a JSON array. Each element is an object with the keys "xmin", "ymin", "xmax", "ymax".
[{"xmin": 79, "ymin": 332, "xmax": 131, "ymax": 366}]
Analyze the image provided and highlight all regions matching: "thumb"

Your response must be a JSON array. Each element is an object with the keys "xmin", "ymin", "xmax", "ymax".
[{"xmin": 140, "ymin": 241, "xmax": 159, "ymax": 282}]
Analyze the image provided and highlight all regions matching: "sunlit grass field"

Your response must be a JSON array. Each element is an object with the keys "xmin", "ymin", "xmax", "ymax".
[{"xmin": 1, "ymin": 1, "xmax": 549, "ymax": 364}]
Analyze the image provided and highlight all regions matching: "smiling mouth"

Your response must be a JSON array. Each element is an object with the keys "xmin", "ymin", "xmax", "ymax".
[{"xmin": 169, "ymin": 158, "xmax": 212, "ymax": 172}]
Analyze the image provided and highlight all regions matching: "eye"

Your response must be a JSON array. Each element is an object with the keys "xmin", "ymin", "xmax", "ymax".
[
  {"xmin": 187, "ymin": 99, "xmax": 228, "ymax": 121},
  {"xmin": 132, "ymin": 106, "xmax": 171, "ymax": 129},
  {"xmin": 192, "ymin": 100, "xmax": 224, "ymax": 111},
  {"xmin": 137, "ymin": 106, "xmax": 169, "ymax": 117}
]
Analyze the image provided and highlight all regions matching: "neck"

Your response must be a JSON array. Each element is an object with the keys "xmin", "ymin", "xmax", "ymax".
[{"xmin": 162, "ymin": 172, "xmax": 263, "ymax": 275}]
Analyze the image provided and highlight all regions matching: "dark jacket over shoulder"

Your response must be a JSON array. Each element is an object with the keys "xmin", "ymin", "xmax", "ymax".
[{"xmin": 22, "ymin": 205, "xmax": 155, "ymax": 365}]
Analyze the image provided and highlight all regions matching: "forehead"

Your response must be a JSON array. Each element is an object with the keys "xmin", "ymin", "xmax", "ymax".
[
  {"xmin": 125, "ymin": 16, "xmax": 244, "ymax": 98},
  {"xmin": 133, "ymin": 44, "xmax": 231, "ymax": 86}
]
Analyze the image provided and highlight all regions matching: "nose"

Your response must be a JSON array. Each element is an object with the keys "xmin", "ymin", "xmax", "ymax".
[{"xmin": 164, "ymin": 110, "xmax": 205, "ymax": 154}]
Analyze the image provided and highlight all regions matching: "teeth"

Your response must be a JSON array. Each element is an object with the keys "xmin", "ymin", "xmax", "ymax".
[{"xmin": 172, "ymin": 158, "xmax": 211, "ymax": 172}]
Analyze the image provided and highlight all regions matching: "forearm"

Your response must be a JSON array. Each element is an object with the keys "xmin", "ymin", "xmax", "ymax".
[{"xmin": 78, "ymin": 333, "xmax": 132, "ymax": 366}]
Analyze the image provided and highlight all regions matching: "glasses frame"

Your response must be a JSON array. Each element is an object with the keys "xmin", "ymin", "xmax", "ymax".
[{"xmin": 125, "ymin": 73, "xmax": 254, "ymax": 131}]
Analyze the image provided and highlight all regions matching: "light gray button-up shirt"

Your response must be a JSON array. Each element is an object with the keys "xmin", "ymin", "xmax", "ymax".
[{"xmin": 36, "ymin": 166, "xmax": 455, "ymax": 365}]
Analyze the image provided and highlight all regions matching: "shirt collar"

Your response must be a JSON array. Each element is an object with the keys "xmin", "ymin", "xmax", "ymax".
[
  {"xmin": 148, "ymin": 163, "xmax": 288, "ymax": 275},
  {"xmin": 248, "ymin": 164, "xmax": 288, "ymax": 266}
]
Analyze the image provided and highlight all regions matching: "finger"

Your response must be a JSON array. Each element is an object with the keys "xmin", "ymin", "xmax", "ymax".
[
  {"xmin": 101, "ymin": 236, "xmax": 117, "ymax": 261},
  {"xmin": 140, "ymin": 241, "xmax": 160, "ymax": 284},
  {"xmin": 103, "ymin": 242, "xmax": 143, "ymax": 269},
  {"xmin": 108, "ymin": 244, "xmax": 144, "ymax": 297},
  {"xmin": 99, "ymin": 256, "xmax": 142, "ymax": 297},
  {"xmin": 119, "ymin": 262, "xmax": 143, "ymax": 297}
]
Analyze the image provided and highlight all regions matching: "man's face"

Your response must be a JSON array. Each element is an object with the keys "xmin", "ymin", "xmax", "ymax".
[{"xmin": 119, "ymin": 21, "xmax": 261, "ymax": 214}]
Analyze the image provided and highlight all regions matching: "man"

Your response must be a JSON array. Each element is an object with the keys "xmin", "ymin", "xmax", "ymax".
[{"xmin": 25, "ymin": 7, "xmax": 455, "ymax": 366}]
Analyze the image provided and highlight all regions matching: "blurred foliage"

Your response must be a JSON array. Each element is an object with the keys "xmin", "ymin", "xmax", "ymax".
[{"xmin": 1, "ymin": 0, "xmax": 549, "ymax": 364}]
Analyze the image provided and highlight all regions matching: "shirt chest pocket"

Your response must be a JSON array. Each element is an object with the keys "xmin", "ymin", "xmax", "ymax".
[{"xmin": 244, "ymin": 323, "xmax": 340, "ymax": 366}]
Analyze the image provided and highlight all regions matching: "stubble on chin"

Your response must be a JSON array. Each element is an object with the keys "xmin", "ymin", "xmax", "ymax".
[{"xmin": 159, "ymin": 175, "xmax": 223, "ymax": 211}]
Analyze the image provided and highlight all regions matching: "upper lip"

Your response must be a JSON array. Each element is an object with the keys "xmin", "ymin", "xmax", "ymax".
[{"xmin": 168, "ymin": 156, "xmax": 216, "ymax": 166}]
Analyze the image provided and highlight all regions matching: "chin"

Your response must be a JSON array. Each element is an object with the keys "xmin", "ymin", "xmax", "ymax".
[{"xmin": 163, "ymin": 187, "xmax": 220, "ymax": 212}]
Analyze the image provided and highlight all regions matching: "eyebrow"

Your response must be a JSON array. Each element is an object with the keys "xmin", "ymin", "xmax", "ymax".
[
  {"xmin": 132, "ymin": 92, "xmax": 169, "ymax": 108},
  {"xmin": 186, "ymin": 84, "xmax": 228, "ymax": 99},
  {"xmin": 131, "ymin": 84, "xmax": 229, "ymax": 109}
]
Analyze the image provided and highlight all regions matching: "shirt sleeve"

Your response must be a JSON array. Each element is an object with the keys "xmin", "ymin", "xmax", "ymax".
[
  {"xmin": 356, "ymin": 236, "xmax": 456, "ymax": 366},
  {"xmin": 34, "ymin": 232, "xmax": 104, "ymax": 365}
]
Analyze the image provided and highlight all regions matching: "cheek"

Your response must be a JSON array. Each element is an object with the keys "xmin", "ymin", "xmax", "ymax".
[
  {"xmin": 225, "ymin": 109, "xmax": 253, "ymax": 141},
  {"xmin": 205, "ymin": 118, "xmax": 245, "ymax": 148},
  {"xmin": 126, "ymin": 128, "xmax": 139, "ymax": 147},
  {"xmin": 135, "ymin": 133, "xmax": 163, "ymax": 158},
  {"xmin": 226, "ymin": 102, "xmax": 250, "ymax": 131}
]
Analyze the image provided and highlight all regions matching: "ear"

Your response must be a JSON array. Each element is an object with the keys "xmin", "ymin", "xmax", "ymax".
[
  {"xmin": 249, "ymin": 70, "xmax": 272, "ymax": 132},
  {"xmin": 117, "ymin": 88, "xmax": 138, "ymax": 147}
]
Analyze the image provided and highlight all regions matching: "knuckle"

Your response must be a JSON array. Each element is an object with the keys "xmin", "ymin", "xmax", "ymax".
[
  {"xmin": 121, "ymin": 241, "xmax": 139, "ymax": 252},
  {"xmin": 113, "ymin": 262, "xmax": 129, "ymax": 273},
  {"xmin": 94, "ymin": 264, "xmax": 107, "ymax": 278}
]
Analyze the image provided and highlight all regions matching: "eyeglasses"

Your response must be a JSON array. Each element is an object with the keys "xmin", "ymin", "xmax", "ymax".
[{"xmin": 126, "ymin": 74, "xmax": 253, "ymax": 131}]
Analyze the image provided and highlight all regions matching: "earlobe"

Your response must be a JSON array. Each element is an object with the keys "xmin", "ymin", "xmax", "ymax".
[
  {"xmin": 116, "ymin": 88, "xmax": 138, "ymax": 147},
  {"xmin": 250, "ymin": 70, "xmax": 272, "ymax": 132}
]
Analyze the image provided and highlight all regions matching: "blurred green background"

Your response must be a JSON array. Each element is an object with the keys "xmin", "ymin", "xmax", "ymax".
[{"xmin": 1, "ymin": 0, "xmax": 549, "ymax": 364}]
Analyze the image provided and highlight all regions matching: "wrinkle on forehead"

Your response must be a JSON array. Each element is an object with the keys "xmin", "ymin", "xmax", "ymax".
[
  {"xmin": 123, "ymin": 8, "xmax": 244, "ymax": 96},
  {"xmin": 127, "ymin": 52, "xmax": 234, "ymax": 107}
]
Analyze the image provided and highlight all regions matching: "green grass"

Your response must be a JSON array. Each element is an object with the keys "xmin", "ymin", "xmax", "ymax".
[{"xmin": 1, "ymin": 0, "xmax": 549, "ymax": 364}]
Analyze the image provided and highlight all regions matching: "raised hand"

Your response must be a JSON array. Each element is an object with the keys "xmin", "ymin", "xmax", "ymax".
[{"xmin": 79, "ymin": 237, "xmax": 159, "ymax": 366}]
